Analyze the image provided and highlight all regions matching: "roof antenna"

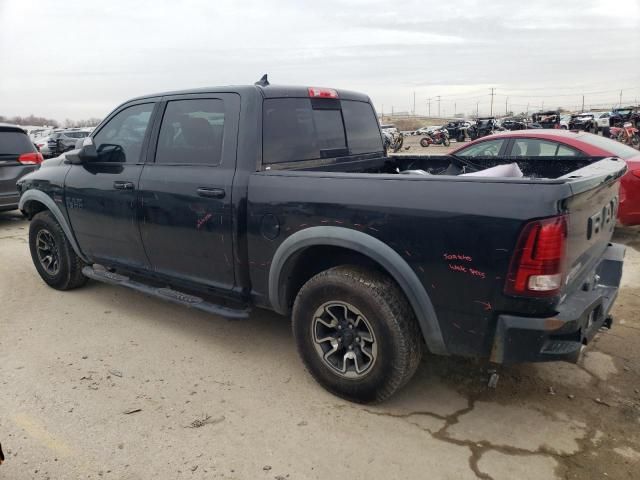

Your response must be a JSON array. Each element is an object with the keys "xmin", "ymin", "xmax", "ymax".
[{"xmin": 255, "ymin": 74, "xmax": 269, "ymax": 87}]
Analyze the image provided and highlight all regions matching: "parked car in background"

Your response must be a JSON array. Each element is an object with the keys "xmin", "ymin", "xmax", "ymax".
[
  {"xmin": 415, "ymin": 125, "xmax": 441, "ymax": 136},
  {"xmin": 450, "ymin": 129, "xmax": 640, "ymax": 225},
  {"xmin": 0, "ymin": 124, "xmax": 43, "ymax": 211},
  {"xmin": 444, "ymin": 120, "xmax": 471, "ymax": 141},
  {"xmin": 34, "ymin": 135, "xmax": 51, "ymax": 155},
  {"xmin": 500, "ymin": 118, "xmax": 528, "ymax": 131},
  {"xmin": 468, "ymin": 117, "xmax": 501, "ymax": 139},
  {"xmin": 46, "ymin": 129, "xmax": 91, "ymax": 157},
  {"xmin": 380, "ymin": 124, "xmax": 398, "ymax": 135},
  {"xmin": 560, "ymin": 114, "xmax": 571, "ymax": 129},
  {"xmin": 610, "ymin": 107, "xmax": 640, "ymax": 129},
  {"xmin": 531, "ymin": 111, "xmax": 561, "ymax": 129},
  {"xmin": 592, "ymin": 112, "xmax": 611, "ymax": 132},
  {"xmin": 569, "ymin": 113, "xmax": 597, "ymax": 133}
]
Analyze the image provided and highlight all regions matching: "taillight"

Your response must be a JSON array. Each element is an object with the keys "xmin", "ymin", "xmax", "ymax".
[
  {"xmin": 505, "ymin": 215, "xmax": 567, "ymax": 297},
  {"xmin": 18, "ymin": 152, "xmax": 44, "ymax": 165},
  {"xmin": 308, "ymin": 87, "xmax": 339, "ymax": 99}
]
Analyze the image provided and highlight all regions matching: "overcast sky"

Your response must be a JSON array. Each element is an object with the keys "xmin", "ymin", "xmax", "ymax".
[{"xmin": 1, "ymin": 0, "xmax": 639, "ymax": 121}]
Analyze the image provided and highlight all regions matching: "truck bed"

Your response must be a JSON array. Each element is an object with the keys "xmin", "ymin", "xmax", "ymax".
[{"xmin": 274, "ymin": 153, "xmax": 603, "ymax": 180}]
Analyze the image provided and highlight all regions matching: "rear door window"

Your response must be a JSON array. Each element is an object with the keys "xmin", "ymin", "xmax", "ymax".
[
  {"xmin": 155, "ymin": 98, "xmax": 225, "ymax": 165},
  {"xmin": 0, "ymin": 130, "xmax": 35, "ymax": 155},
  {"xmin": 511, "ymin": 139, "xmax": 582, "ymax": 157}
]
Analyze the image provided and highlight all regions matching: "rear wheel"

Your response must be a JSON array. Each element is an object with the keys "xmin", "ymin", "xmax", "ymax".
[
  {"xmin": 29, "ymin": 211, "xmax": 88, "ymax": 290},
  {"xmin": 631, "ymin": 133, "xmax": 640, "ymax": 149},
  {"xmin": 292, "ymin": 265, "xmax": 423, "ymax": 403},
  {"xmin": 420, "ymin": 137, "xmax": 430, "ymax": 147}
]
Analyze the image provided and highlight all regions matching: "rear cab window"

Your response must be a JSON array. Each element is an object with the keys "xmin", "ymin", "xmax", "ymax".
[
  {"xmin": 0, "ymin": 129, "xmax": 36, "ymax": 155},
  {"xmin": 262, "ymin": 97, "xmax": 382, "ymax": 165}
]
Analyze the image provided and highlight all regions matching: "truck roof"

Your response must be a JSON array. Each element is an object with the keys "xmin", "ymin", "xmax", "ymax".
[{"xmin": 127, "ymin": 84, "xmax": 371, "ymax": 103}]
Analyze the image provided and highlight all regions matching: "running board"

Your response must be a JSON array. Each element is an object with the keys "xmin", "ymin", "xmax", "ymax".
[{"xmin": 82, "ymin": 266, "xmax": 250, "ymax": 320}]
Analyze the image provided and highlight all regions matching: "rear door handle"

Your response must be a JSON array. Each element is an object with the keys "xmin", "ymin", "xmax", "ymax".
[
  {"xmin": 113, "ymin": 181, "xmax": 135, "ymax": 190},
  {"xmin": 197, "ymin": 187, "xmax": 225, "ymax": 199}
]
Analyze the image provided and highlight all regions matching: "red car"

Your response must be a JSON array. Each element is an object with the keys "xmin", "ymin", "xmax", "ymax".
[{"xmin": 450, "ymin": 130, "xmax": 640, "ymax": 226}]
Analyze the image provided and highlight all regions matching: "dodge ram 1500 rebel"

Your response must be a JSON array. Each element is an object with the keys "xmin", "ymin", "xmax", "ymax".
[{"xmin": 18, "ymin": 79, "xmax": 626, "ymax": 402}]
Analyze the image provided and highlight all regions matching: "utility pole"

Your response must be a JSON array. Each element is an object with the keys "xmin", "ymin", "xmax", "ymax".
[
  {"xmin": 505, "ymin": 96, "xmax": 508, "ymax": 115},
  {"xmin": 426, "ymin": 98, "xmax": 432, "ymax": 117},
  {"xmin": 619, "ymin": 90, "xmax": 623, "ymax": 107},
  {"xmin": 581, "ymin": 95, "xmax": 585, "ymax": 112},
  {"xmin": 489, "ymin": 88, "xmax": 495, "ymax": 116},
  {"xmin": 454, "ymin": 102, "xmax": 457, "ymax": 116},
  {"xmin": 413, "ymin": 91, "xmax": 416, "ymax": 116},
  {"xmin": 476, "ymin": 101, "xmax": 479, "ymax": 118},
  {"xmin": 437, "ymin": 96, "xmax": 441, "ymax": 117}
]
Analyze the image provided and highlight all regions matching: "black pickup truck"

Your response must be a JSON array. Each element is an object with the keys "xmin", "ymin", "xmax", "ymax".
[{"xmin": 17, "ymin": 80, "xmax": 626, "ymax": 403}]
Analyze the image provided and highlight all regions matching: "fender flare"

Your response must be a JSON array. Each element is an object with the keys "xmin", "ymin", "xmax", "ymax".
[
  {"xmin": 19, "ymin": 189, "xmax": 89, "ymax": 263},
  {"xmin": 268, "ymin": 226, "xmax": 447, "ymax": 355}
]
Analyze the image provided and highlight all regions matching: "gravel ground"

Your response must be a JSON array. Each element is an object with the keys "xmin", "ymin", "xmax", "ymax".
[{"xmin": 1, "ymin": 210, "xmax": 639, "ymax": 480}]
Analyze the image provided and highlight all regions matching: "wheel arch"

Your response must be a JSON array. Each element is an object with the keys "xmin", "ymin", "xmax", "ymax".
[
  {"xmin": 268, "ymin": 226, "xmax": 447, "ymax": 355},
  {"xmin": 19, "ymin": 190, "xmax": 89, "ymax": 263}
]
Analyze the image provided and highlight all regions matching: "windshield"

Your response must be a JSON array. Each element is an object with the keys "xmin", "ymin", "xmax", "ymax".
[{"xmin": 577, "ymin": 133, "xmax": 640, "ymax": 160}]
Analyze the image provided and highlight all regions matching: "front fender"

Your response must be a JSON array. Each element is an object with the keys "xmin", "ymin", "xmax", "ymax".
[
  {"xmin": 19, "ymin": 189, "xmax": 89, "ymax": 263},
  {"xmin": 268, "ymin": 226, "xmax": 448, "ymax": 356}
]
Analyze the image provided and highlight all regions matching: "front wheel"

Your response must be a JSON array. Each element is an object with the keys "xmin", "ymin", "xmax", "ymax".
[
  {"xmin": 631, "ymin": 133, "xmax": 640, "ymax": 149},
  {"xmin": 29, "ymin": 211, "xmax": 88, "ymax": 290},
  {"xmin": 420, "ymin": 137, "xmax": 430, "ymax": 147},
  {"xmin": 292, "ymin": 265, "xmax": 423, "ymax": 403},
  {"xmin": 442, "ymin": 137, "xmax": 451, "ymax": 147}
]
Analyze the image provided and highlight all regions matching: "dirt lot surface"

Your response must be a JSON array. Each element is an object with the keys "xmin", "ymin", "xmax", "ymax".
[{"xmin": 1, "ymin": 210, "xmax": 639, "ymax": 480}]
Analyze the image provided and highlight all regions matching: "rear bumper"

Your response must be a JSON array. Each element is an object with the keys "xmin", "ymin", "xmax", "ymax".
[{"xmin": 490, "ymin": 243, "xmax": 625, "ymax": 364}]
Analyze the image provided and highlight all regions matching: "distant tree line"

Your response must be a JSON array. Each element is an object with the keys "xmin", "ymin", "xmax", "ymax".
[{"xmin": 0, "ymin": 114, "xmax": 102, "ymax": 128}]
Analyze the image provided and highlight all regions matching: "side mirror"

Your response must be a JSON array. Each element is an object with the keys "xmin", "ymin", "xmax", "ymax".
[{"xmin": 66, "ymin": 138, "xmax": 98, "ymax": 165}]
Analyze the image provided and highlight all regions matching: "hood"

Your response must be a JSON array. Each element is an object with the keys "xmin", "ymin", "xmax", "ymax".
[{"xmin": 40, "ymin": 153, "xmax": 69, "ymax": 168}]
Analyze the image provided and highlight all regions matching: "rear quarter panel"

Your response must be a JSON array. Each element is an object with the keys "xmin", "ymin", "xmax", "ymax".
[{"xmin": 247, "ymin": 172, "xmax": 571, "ymax": 357}]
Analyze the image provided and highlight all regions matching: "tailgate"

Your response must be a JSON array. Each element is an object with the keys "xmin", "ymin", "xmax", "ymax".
[{"xmin": 560, "ymin": 158, "xmax": 626, "ymax": 296}]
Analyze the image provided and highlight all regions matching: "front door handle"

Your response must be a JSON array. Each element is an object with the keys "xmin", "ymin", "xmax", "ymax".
[
  {"xmin": 113, "ymin": 181, "xmax": 135, "ymax": 190},
  {"xmin": 197, "ymin": 187, "xmax": 225, "ymax": 199}
]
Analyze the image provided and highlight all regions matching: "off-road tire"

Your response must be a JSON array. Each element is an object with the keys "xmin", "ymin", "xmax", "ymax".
[
  {"xmin": 29, "ymin": 210, "xmax": 88, "ymax": 290},
  {"xmin": 443, "ymin": 137, "xmax": 451, "ymax": 147},
  {"xmin": 292, "ymin": 265, "xmax": 423, "ymax": 403},
  {"xmin": 420, "ymin": 137, "xmax": 430, "ymax": 147}
]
